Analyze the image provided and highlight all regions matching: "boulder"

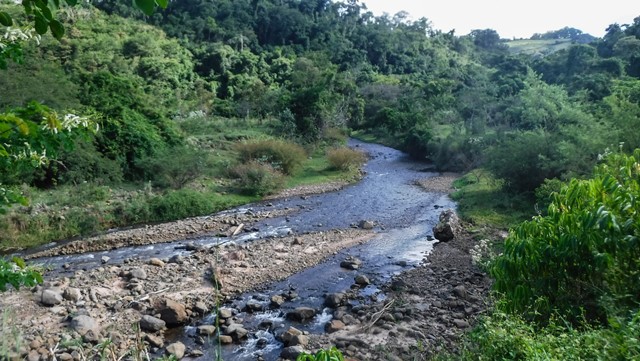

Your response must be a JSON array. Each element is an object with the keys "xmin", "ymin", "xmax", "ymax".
[
  {"xmin": 432, "ymin": 209, "xmax": 461, "ymax": 242},
  {"xmin": 40, "ymin": 289, "xmax": 63, "ymax": 306},
  {"xmin": 270, "ymin": 295, "xmax": 285, "ymax": 308},
  {"xmin": 62, "ymin": 288, "xmax": 82, "ymax": 302},
  {"xmin": 355, "ymin": 274, "xmax": 370, "ymax": 286},
  {"xmin": 157, "ymin": 299, "xmax": 188, "ymax": 326},
  {"xmin": 286, "ymin": 307, "xmax": 316, "ymax": 322},
  {"xmin": 218, "ymin": 335, "xmax": 233, "ymax": 344},
  {"xmin": 140, "ymin": 315, "xmax": 166, "ymax": 332},
  {"xmin": 281, "ymin": 346, "xmax": 304, "ymax": 360},
  {"xmin": 359, "ymin": 220, "xmax": 375, "ymax": 229},
  {"xmin": 196, "ymin": 325, "xmax": 217, "ymax": 336},
  {"xmin": 224, "ymin": 323, "xmax": 248, "ymax": 340},
  {"xmin": 166, "ymin": 342, "xmax": 186, "ymax": 359},
  {"xmin": 289, "ymin": 334, "xmax": 309, "ymax": 347},
  {"xmin": 280, "ymin": 327, "xmax": 302, "ymax": 344},
  {"xmin": 325, "ymin": 319, "xmax": 345, "ymax": 333},
  {"xmin": 324, "ymin": 293, "xmax": 344, "ymax": 308},
  {"xmin": 340, "ymin": 257, "xmax": 362, "ymax": 270}
]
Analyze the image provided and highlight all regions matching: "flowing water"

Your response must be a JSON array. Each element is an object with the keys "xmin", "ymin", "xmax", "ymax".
[{"xmin": 26, "ymin": 139, "xmax": 455, "ymax": 360}]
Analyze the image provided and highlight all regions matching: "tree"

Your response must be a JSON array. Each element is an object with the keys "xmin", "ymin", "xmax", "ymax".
[{"xmin": 0, "ymin": 0, "xmax": 168, "ymax": 67}]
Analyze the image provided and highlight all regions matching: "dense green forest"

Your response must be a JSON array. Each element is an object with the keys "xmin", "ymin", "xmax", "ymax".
[{"xmin": 1, "ymin": 0, "xmax": 640, "ymax": 359}]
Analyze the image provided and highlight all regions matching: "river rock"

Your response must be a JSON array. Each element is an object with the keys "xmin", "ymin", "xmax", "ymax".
[
  {"xmin": 324, "ymin": 293, "xmax": 344, "ymax": 308},
  {"xmin": 280, "ymin": 326, "xmax": 302, "ymax": 344},
  {"xmin": 40, "ymin": 289, "xmax": 63, "ymax": 306},
  {"xmin": 432, "ymin": 209, "xmax": 461, "ymax": 242},
  {"xmin": 140, "ymin": 315, "xmax": 166, "ymax": 332},
  {"xmin": 168, "ymin": 255, "xmax": 184, "ymax": 264},
  {"xmin": 219, "ymin": 335, "xmax": 233, "ymax": 344},
  {"xmin": 281, "ymin": 346, "xmax": 304, "ymax": 360},
  {"xmin": 286, "ymin": 307, "xmax": 316, "ymax": 321},
  {"xmin": 145, "ymin": 334, "xmax": 164, "ymax": 348},
  {"xmin": 62, "ymin": 288, "xmax": 82, "ymax": 302},
  {"xmin": 359, "ymin": 220, "xmax": 375, "ymax": 229},
  {"xmin": 166, "ymin": 342, "xmax": 186, "ymax": 359},
  {"xmin": 224, "ymin": 323, "xmax": 248, "ymax": 340},
  {"xmin": 129, "ymin": 268, "xmax": 147, "ymax": 280},
  {"xmin": 101, "ymin": 256, "xmax": 110, "ymax": 264},
  {"xmin": 270, "ymin": 295, "xmax": 285, "ymax": 308},
  {"xmin": 218, "ymin": 308, "xmax": 233, "ymax": 319},
  {"xmin": 326, "ymin": 319, "xmax": 345, "ymax": 333},
  {"xmin": 340, "ymin": 257, "xmax": 362, "ymax": 270},
  {"xmin": 289, "ymin": 334, "xmax": 309, "ymax": 347},
  {"xmin": 197, "ymin": 325, "xmax": 217, "ymax": 336},
  {"xmin": 355, "ymin": 274, "xmax": 371, "ymax": 286},
  {"xmin": 193, "ymin": 302, "xmax": 208, "ymax": 315},
  {"xmin": 148, "ymin": 258, "xmax": 165, "ymax": 267},
  {"xmin": 453, "ymin": 319, "xmax": 470, "ymax": 328},
  {"xmin": 453, "ymin": 285, "xmax": 467, "ymax": 299},
  {"xmin": 156, "ymin": 298, "xmax": 188, "ymax": 326},
  {"xmin": 245, "ymin": 299, "xmax": 263, "ymax": 312},
  {"xmin": 71, "ymin": 315, "xmax": 100, "ymax": 336}
]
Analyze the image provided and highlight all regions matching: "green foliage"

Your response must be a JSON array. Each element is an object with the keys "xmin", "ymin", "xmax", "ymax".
[
  {"xmin": 0, "ymin": 257, "xmax": 42, "ymax": 292},
  {"xmin": 235, "ymin": 139, "xmax": 306, "ymax": 175},
  {"xmin": 229, "ymin": 161, "xmax": 285, "ymax": 196},
  {"xmin": 296, "ymin": 347, "xmax": 344, "ymax": 361},
  {"xmin": 326, "ymin": 147, "xmax": 366, "ymax": 171},
  {"xmin": 136, "ymin": 146, "xmax": 211, "ymax": 189},
  {"xmin": 491, "ymin": 149, "xmax": 640, "ymax": 323},
  {"xmin": 451, "ymin": 310, "xmax": 640, "ymax": 361}
]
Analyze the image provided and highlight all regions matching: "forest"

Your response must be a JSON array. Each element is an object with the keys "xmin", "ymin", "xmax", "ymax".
[{"xmin": 1, "ymin": 0, "xmax": 640, "ymax": 359}]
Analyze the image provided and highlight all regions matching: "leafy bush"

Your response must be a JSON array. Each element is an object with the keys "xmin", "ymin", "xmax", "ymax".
[
  {"xmin": 235, "ymin": 139, "xmax": 306, "ymax": 175},
  {"xmin": 490, "ymin": 149, "xmax": 640, "ymax": 323},
  {"xmin": 326, "ymin": 147, "xmax": 366, "ymax": 171},
  {"xmin": 230, "ymin": 161, "xmax": 285, "ymax": 196}
]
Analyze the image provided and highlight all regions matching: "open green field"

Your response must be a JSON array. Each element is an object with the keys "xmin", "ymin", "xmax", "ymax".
[{"xmin": 505, "ymin": 39, "xmax": 573, "ymax": 56}]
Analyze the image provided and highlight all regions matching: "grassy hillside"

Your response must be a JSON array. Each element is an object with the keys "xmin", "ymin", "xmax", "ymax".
[{"xmin": 506, "ymin": 39, "xmax": 573, "ymax": 56}]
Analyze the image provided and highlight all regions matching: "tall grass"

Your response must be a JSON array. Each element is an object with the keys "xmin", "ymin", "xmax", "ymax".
[
  {"xmin": 326, "ymin": 147, "xmax": 366, "ymax": 171},
  {"xmin": 235, "ymin": 139, "xmax": 307, "ymax": 175}
]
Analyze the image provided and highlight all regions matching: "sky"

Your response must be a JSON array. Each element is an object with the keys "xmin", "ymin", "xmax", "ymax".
[{"xmin": 361, "ymin": 0, "xmax": 640, "ymax": 39}]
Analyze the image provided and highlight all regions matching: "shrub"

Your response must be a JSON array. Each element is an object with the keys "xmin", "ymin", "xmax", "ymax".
[
  {"xmin": 490, "ymin": 149, "xmax": 640, "ymax": 324},
  {"xmin": 235, "ymin": 139, "xmax": 306, "ymax": 175},
  {"xmin": 229, "ymin": 161, "xmax": 285, "ymax": 196},
  {"xmin": 136, "ymin": 146, "xmax": 210, "ymax": 189},
  {"xmin": 326, "ymin": 147, "xmax": 366, "ymax": 171}
]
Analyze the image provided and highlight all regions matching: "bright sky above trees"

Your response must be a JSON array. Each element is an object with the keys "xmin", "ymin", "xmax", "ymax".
[{"xmin": 362, "ymin": 0, "xmax": 640, "ymax": 39}]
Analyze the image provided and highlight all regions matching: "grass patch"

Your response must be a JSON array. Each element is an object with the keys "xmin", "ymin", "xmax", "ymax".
[{"xmin": 450, "ymin": 169, "xmax": 533, "ymax": 229}]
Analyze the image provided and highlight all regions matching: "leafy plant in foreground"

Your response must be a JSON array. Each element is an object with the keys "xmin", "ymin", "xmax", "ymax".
[
  {"xmin": 0, "ymin": 257, "xmax": 42, "ymax": 292},
  {"xmin": 296, "ymin": 347, "xmax": 344, "ymax": 361},
  {"xmin": 491, "ymin": 148, "xmax": 640, "ymax": 323}
]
